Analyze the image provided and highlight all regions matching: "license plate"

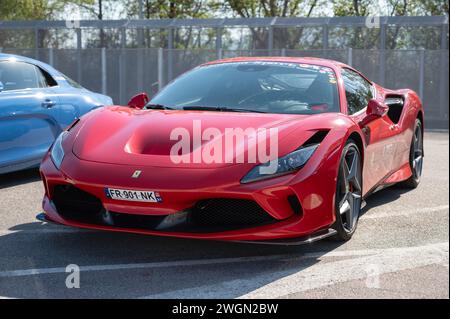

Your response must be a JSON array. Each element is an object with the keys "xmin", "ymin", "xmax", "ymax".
[{"xmin": 105, "ymin": 188, "xmax": 162, "ymax": 203}]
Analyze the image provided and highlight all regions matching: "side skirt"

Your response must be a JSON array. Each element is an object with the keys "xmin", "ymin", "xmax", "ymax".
[{"xmin": 363, "ymin": 163, "xmax": 412, "ymax": 200}]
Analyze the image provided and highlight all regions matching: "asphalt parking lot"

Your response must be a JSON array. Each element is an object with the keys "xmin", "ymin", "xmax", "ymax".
[{"xmin": 0, "ymin": 132, "xmax": 448, "ymax": 299}]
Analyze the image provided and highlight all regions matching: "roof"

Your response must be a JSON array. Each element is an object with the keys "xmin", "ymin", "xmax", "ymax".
[
  {"xmin": 0, "ymin": 53, "xmax": 37, "ymax": 64},
  {"xmin": 0, "ymin": 53, "xmax": 60, "ymax": 76},
  {"xmin": 202, "ymin": 56, "xmax": 350, "ymax": 69}
]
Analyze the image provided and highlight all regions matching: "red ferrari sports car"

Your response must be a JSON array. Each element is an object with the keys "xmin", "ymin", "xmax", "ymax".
[{"xmin": 38, "ymin": 57, "xmax": 424, "ymax": 243}]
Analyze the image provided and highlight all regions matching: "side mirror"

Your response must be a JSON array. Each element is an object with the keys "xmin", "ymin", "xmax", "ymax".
[
  {"xmin": 367, "ymin": 99, "xmax": 389, "ymax": 117},
  {"xmin": 127, "ymin": 92, "xmax": 149, "ymax": 109},
  {"xmin": 0, "ymin": 81, "xmax": 4, "ymax": 92},
  {"xmin": 359, "ymin": 99, "xmax": 389, "ymax": 127}
]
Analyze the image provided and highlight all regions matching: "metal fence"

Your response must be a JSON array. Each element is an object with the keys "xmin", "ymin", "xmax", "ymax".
[{"xmin": 0, "ymin": 16, "xmax": 448, "ymax": 128}]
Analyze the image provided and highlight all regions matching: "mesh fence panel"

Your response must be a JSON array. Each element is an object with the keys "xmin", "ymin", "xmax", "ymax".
[
  {"xmin": 80, "ymin": 49, "xmax": 102, "ymax": 94},
  {"xmin": 284, "ymin": 49, "xmax": 348, "ymax": 62},
  {"xmin": 2, "ymin": 48, "xmax": 37, "ymax": 59},
  {"xmin": 1, "ymin": 47, "xmax": 448, "ymax": 128},
  {"xmin": 423, "ymin": 50, "xmax": 449, "ymax": 121},
  {"xmin": 351, "ymin": 50, "xmax": 381, "ymax": 83},
  {"xmin": 51, "ymin": 49, "xmax": 79, "ymax": 81},
  {"xmin": 142, "ymin": 49, "xmax": 160, "ymax": 97},
  {"xmin": 105, "ymin": 49, "xmax": 121, "ymax": 104},
  {"xmin": 166, "ymin": 49, "xmax": 217, "ymax": 83},
  {"xmin": 385, "ymin": 50, "xmax": 420, "ymax": 93}
]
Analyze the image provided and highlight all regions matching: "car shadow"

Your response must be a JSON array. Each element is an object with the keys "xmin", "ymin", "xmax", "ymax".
[
  {"xmin": 359, "ymin": 184, "xmax": 414, "ymax": 217},
  {"xmin": 0, "ymin": 220, "xmax": 347, "ymax": 299},
  {"xmin": 0, "ymin": 168, "xmax": 41, "ymax": 189}
]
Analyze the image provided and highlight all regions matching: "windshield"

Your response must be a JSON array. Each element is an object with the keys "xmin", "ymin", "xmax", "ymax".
[{"xmin": 149, "ymin": 61, "xmax": 340, "ymax": 114}]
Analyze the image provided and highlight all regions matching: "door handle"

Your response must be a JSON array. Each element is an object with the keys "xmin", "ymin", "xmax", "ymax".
[{"xmin": 41, "ymin": 99, "xmax": 55, "ymax": 108}]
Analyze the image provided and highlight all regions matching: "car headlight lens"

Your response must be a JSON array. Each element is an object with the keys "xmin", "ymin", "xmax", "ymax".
[
  {"xmin": 241, "ymin": 144, "xmax": 319, "ymax": 184},
  {"xmin": 50, "ymin": 132, "xmax": 66, "ymax": 170}
]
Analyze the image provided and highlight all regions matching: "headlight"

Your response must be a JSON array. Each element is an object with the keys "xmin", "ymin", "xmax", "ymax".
[
  {"xmin": 50, "ymin": 132, "xmax": 67, "ymax": 170},
  {"xmin": 241, "ymin": 144, "xmax": 319, "ymax": 184}
]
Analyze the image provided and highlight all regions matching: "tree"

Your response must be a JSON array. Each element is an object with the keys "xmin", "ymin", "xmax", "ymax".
[
  {"xmin": 70, "ymin": 0, "xmax": 107, "ymax": 47},
  {"xmin": 121, "ymin": 0, "xmax": 217, "ymax": 49},
  {"xmin": 222, "ymin": 0, "xmax": 323, "ymax": 50},
  {"xmin": 123, "ymin": 0, "xmax": 213, "ymax": 20},
  {"xmin": 0, "ymin": 0, "xmax": 96, "ymax": 48},
  {"xmin": 385, "ymin": 0, "xmax": 448, "ymax": 49},
  {"xmin": 331, "ymin": 0, "xmax": 448, "ymax": 49},
  {"xmin": 225, "ymin": 0, "xmax": 320, "ymax": 18},
  {"xmin": 0, "ymin": 0, "xmax": 55, "ymax": 48},
  {"xmin": 332, "ymin": 0, "xmax": 371, "ymax": 16},
  {"xmin": 0, "ymin": 0, "xmax": 52, "ymax": 20}
]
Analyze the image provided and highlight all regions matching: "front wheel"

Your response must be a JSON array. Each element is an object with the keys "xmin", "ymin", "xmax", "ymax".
[{"xmin": 332, "ymin": 140, "xmax": 363, "ymax": 241}]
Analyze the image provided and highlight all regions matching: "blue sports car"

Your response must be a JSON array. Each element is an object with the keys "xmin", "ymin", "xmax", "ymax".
[{"xmin": 0, "ymin": 53, "xmax": 112, "ymax": 174}]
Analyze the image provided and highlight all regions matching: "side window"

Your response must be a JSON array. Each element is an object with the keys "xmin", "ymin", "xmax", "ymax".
[
  {"xmin": 0, "ymin": 61, "xmax": 41, "ymax": 91},
  {"xmin": 341, "ymin": 68, "xmax": 373, "ymax": 115},
  {"xmin": 36, "ymin": 67, "xmax": 58, "ymax": 88},
  {"xmin": 36, "ymin": 67, "xmax": 48, "ymax": 88}
]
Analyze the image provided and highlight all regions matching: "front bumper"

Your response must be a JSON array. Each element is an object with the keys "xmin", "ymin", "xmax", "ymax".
[
  {"xmin": 36, "ymin": 211, "xmax": 337, "ymax": 245},
  {"xmin": 39, "ymin": 143, "xmax": 340, "ymax": 241}
]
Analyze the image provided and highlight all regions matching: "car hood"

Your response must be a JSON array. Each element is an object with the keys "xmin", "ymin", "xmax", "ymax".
[{"xmin": 72, "ymin": 106, "xmax": 327, "ymax": 168}]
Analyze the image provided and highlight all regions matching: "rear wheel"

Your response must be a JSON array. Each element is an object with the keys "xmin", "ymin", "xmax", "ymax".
[
  {"xmin": 401, "ymin": 119, "xmax": 423, "ymax": 188},
  {"xmin": 332, "ymin": 140, "xmax": 363, "ymax": 241}
]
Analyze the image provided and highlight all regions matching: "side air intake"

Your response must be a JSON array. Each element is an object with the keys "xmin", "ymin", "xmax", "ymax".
[{"xmin": 303, "ymin": 130, "xmax": 330, "ymax": 147}]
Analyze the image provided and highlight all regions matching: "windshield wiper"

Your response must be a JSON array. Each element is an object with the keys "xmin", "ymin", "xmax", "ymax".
[
  {"xmin": 182, "ymin": 106, "xmax": 266, "ymax": 113},
  {"xmin": 145, "ymin": 104, "xmax": 174, "ymax": 110}
]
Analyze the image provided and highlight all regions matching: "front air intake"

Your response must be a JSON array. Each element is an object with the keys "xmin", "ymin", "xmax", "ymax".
[
  {"xmin": 51, "ymin": 186, "xmax": 279, "ymax": 233},
  {"xmin": 190, "ymin": 198, "xmax": 277, "ymax": 229},
  {"xmin": 52, "ymin": 185, "xmax": 104, "ymax": 223}
]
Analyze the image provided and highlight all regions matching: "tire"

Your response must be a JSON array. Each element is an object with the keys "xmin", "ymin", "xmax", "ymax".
[
  {"xmin": 332, "ymin": 139, "xmax": 363, "ymax": 241},
  {"xmin": 401, "ymin": 119, "xmax": 423, "ymax": 189}
]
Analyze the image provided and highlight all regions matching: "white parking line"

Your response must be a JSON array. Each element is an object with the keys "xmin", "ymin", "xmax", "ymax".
[
  {"xmin": 240, "ymin": 242, "xmax": 449, "ymax": 299},
  {"xmin": 0, "ymin": 248, "xmax": 395, "ymax": 279},
  {"xmin": 0, "ymin": 249, "xmax": 378, "ymax": 279},
  {"xmin": 0, "ymin": 242, "xmax": 447, "ymax": 281},
  {"xmin": 361, "ymin": 205, "xmax": 449, "ymax": 219},
  {"xmin": 0, "ymin": 254, "xmax": 298, "ymax": 278},
  {"xmin": 139, "ymin": 242, "xmax": 449, "ymax": 299}
]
